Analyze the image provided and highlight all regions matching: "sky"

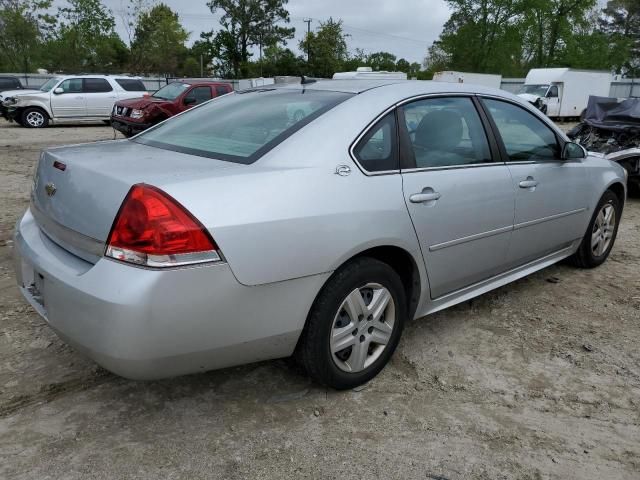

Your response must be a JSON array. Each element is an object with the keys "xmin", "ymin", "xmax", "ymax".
[{"xmin": 99, "ymin": 0, "xmax": 453, "ymax": 64}]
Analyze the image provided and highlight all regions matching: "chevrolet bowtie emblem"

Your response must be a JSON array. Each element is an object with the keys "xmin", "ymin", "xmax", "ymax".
[{"xmin": 45, "ymin": 182, "xmax": 57, "ymax": 197}]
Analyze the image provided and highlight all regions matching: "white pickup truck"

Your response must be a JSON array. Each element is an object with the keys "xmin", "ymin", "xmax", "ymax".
[{"xmin": 0, "ymin": 75, "xmax": 147, "ymax": 128}]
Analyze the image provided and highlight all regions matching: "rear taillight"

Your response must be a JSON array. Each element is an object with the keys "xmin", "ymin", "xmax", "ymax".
[{"xmin": 105, "ymin": 184, "xmax": 221, "ymax": 267}]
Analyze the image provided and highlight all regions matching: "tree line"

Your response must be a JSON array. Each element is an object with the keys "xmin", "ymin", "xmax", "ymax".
[
  {"xmin": 427, "ymin": 0, "xmax": 639, "ymax": 77},
  {"xmin": 0, "ymin": 0, "xmax": 637, "ymax": 79}
]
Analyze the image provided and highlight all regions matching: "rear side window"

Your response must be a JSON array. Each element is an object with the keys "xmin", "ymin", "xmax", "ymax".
[
  {"xmin": 352, "ymin": 113, "xmax": 398, "ymax": 172},
  {"xmin": 215, "ymin": 85, "xmax": 230, "ymax": 96},
  {"xmin": 116, "ymin": 79, "xmax": 147, "ymax": 91},
  {"xmin": 186, "ymin": 86, "xmax": 212, "ymax": 105},
  {"xmin": 401, "ymin": 97, "xmax": 492, "ymax": 169},
  {"xmin": 483, "ymin": 98, "xmax": 560, "ymax": 161},
  {"xmin": 0, "ymin": 77, "xmax": 20, "ymax": 89},
  {"xmin": 134, "ymin": 89, "xmax": 352, "ymax": 164},
  {"xmin": 83, "ymin": 78, "xmax": 112, "ymax": 93}
]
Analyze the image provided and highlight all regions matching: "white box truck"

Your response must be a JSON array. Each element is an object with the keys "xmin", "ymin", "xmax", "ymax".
[
  {"xmin": 433, "ymin": 71, "xmax": 502, "ymax": 89},
  {"xmin": 517, "ymin": 68, "xmax": 612, "ymax": 119}
]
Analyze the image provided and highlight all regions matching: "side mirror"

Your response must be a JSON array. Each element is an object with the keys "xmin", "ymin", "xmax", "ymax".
[
  {"xmin": 562, "ymin": 142, "xmax": 586, "ymax": 160},
  {"xmin": 53, "ymin": 87, "xmax": 64, "ymax": 94},
  {"xmin": 184, "ymin": 96, "xmax": 196, "ymax": 105}
]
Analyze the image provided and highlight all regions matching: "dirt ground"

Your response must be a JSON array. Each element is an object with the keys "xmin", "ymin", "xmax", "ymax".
[{"xmin": 0, "ymin": 121, "xmax": 638, "ymax": 480}]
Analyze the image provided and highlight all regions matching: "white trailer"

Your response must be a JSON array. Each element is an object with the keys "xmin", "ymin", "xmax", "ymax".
[
  {"xmin": 432, "ymin": 71, "xmax": 502, "ymax": 89},
  {"xmin": 517, "ymin": 68, "xmax": 612, "ymax": 119}
]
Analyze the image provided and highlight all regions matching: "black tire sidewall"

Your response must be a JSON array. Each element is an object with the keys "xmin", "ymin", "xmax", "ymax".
[{"xmin": 301, "ymin": 258, "xmax": 406, "ymax": 390}]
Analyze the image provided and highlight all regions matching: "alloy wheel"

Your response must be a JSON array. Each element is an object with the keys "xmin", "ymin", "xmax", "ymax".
[
  {"xmin": 330, "ymin": 283, "xmax": 396, "ymax": 373},
  {"xmin": 591, "ymin": 203, "xmax": 616, "ymax": 257},
  {"xmin": 26, "ymin": 111, "xmax": 45, "ymax": 127}
]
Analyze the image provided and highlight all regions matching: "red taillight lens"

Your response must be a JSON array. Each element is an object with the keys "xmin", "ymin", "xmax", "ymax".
[{"xmin": 105, "ymin": 184, "xmax": 220, "ymax": 267}]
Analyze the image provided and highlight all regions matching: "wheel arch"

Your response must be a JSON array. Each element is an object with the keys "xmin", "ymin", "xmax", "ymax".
[
  {"xmin": 607, "ymin": 181, "xmax": 626, "ymax": 213},
  {"xmin": 318, "ymin": 245, "xmax": 424, "ymax": 321}
]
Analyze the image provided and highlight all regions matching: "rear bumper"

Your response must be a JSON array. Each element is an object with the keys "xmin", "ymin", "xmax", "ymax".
[
  {"xmin": 110, "ymin": 116, "xmax": 152, "ymax": 136},
  {"xmin": 14, "ymin": 209, "xmax": 328, "ymax": 379}
]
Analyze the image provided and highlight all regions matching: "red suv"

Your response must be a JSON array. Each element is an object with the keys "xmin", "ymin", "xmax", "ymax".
[{"xmin": 111, "ymin": 79, "xmax": 232, "ymax": 137}]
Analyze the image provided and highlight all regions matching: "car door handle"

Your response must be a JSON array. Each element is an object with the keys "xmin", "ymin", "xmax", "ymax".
[
  {"xmin": 410, "ymin": 191, "xmax": 441, "ymax": 203},
  {"xmin": 519, "ymin": 179, "xmax": 538, "ymax": 188}
]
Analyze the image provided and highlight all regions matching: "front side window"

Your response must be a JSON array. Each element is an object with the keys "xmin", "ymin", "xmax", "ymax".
[
  {"xmin": 134, "ymin": 89, "xmax": 352, "ymax": 164},
  {"xmin": 40, "ymin": 78, "xmax": 61, "ymax": 92},
  {"xmin": 152, "ymin": 82, "xmax": 190, "ymax": 100},
  {"xmin": 186, "ymin": 86, "xmax": 212, "ymax": 105},
  {"xmin": 83, "ymin": 78, "xmax": 112, "ymax": 93},
  {"xmin": 547, "ymin": 85, "xmax": 559, "ymax": 98},
  {"xmin": 483, "ymin": 98, "xmax": 560, "ymax": 162},
  {"xmin": 401, "ymin": 97, "xmax": 492, "ymax": 169},
  {"xmin": 352, "ymin": 113, "xmax": 398, "ymax": 172},
  {"xmin": 58, "ymin": 78, "xmax": 83, "ymax": 93}
]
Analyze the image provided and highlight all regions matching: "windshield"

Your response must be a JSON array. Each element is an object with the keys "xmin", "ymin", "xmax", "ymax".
[
  {"xmin": 518, "ymin": 84, "xmax": 549, "ymax": 96},
  {"xmin": 39, "ymin": 78, "xmax": 61, "ymax": 92},
  {"xmin": 134, "ymin": 89, "xmax": 353, "ymax": 164},
  {"xmin": 152, "ymin": 82, "xmax": 190, "ymax": 100}
]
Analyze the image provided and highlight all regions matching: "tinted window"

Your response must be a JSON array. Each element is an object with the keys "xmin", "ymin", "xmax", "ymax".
[
  {"xmin": 135, "ymin": 89, "xmax": 352, "ymax": 164},
  {"xmin": 116, "ymin": 79, "xmax": 147, "ymax": 91},
  {"xmin": 59, "ymin": 78, "xmax": 83, "ymax": 93},
  {"xmin": 483, "ymin": 99, "xmax": 560, "ymax": 161},
  {"xmin": 401, "ymin": 97, "xmax": 491, "ymax": 168},
  {"xmin": 353, "ymin": 113, "xmax": 398, "ymax": 172},
  {"xmin": 0, "ymin": 78, "xmax": 20, "ymax": 89},
  {"xmin": 216, "ymin": 85, "xmax": 230, "ymax": 96},
  {"xmin": 83, "ymin": 78, "xmax": 112, "ymax": 93},
  {"xmin": 187, "ymin": 86, "xmax": 212, "ymax": 104}
]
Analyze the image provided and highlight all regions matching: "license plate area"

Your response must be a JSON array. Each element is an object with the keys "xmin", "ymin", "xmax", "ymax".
[{"xmin": 19, "ymin": 261, "xmax": 48, "ymax": 317}]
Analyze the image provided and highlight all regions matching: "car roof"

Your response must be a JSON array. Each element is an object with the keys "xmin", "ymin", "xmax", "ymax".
[
  {"xmin": 50, "ymin": 74, "xmax": 142, "ymax": 80},
  {"xmin": 273, "ymin": 79, "xmax": 516, "ymax": 99},
  {"xmin": 171, "ymin": 79, "xmax": 231, "ymax": 85}
]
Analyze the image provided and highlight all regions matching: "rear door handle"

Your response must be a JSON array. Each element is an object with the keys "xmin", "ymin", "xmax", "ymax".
[
  {"xmin": 410, "ymin": 191, "xmax": 441, "ymax": 203},
  {"xmin": 519, "ymin": 178, "xmax": 538, "ymax": 188}
]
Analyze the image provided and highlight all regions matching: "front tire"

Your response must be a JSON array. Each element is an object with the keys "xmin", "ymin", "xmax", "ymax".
[
  {"xmin": 21, "ymin": 108, "xmax": 49, "ymax": 128},
  {"xmin": 296, "ymin": 257, "xmax": 406, "ymax": 390},
  {"xmin": 570, "ymin": 190, "xmax": 621, "ymax": 268}
]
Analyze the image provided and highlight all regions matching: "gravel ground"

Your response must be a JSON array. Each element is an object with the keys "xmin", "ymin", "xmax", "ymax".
[{"xmin": 0, "ymin": 121, "xmax": 638, "ymax": 480}]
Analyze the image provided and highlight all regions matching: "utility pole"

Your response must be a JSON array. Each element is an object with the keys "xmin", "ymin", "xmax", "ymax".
[
  {"xmin": 303, "ymin": 18, "xmax": 312, "ymax": 62},
  {"xmin": 200, "ymin": 54, "xmax": 204, "ymax": 78}
]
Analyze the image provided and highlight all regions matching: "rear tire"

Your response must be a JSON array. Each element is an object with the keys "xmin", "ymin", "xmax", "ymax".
[
  {"xmin": 296, "ymin": 257, "xmax": 406, "ymax": 390},
  {"xmin": 21, "ymin": 108, "xmax": 49, "ymax": 128},
  {"xmin": 570, "ymin": 190, "xmax": 621, "ymax": 268}
]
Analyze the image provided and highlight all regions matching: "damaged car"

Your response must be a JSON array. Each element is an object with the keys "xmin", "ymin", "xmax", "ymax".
[
  {"xmin": 1, "ymin": 75, "xmax": 148, "ymax": 128},
  {"xmin": 568, "ymin": 95, "xmax": 640, "ymax": 193},
  {"xmin": 110, "ymin": 80, "xmax": 233, "ymax": 137}
]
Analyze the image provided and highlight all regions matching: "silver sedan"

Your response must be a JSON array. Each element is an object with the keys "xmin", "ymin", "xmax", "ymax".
[{"xmin": 14, "ymin": 80, "xmax": 627, "ymax": 389}]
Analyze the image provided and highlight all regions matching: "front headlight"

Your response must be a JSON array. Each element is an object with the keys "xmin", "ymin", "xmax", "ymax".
[{"xmin": 130, "ymin": 109, "xmax": 144, "ymax": 119}]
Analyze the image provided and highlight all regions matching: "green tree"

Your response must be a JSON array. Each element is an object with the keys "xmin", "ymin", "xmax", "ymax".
[
  {"xmin": 129, "ymin": 3, "xmax": 189, "ymax": 75},
  {"xmin": 45, "ymin": 0, "xmax": 127, "ymax": 72},
  {"xmin": 299, "ymin": 18, "xmax": 348, "ymax": 77},
  {"xmin": 367, "ymin": 51, "xmax": 397, "ymax": 71},
  {"xmin": 599, "ymin": 0, "xmax": 640, "ymax": 75},
  {"xmin": 0, "ymin": 0, "xmax": 54, "ymax": 72},
  {"xmin": 207, "ymin": 0, "xmax": 294, "ymax": 78}
]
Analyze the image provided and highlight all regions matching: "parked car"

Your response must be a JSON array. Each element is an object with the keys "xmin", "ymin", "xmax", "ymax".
[
  {"xmin": 0, "ymin": 75, "xmax": 23, "ymax": 92},
  {"xmin": 0, "ymin": 75, "xmax": 147, "ymax": 128},
  {"xmin": 110, "ymin": 80, "xmax": 233, "ymax": 137},
  {"xmin": 14, "ymin": 80, "xmax": 627, "ymax": 389}
]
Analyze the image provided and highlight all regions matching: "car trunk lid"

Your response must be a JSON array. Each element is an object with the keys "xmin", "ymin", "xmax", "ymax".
[{"xmin": 31, "ymin": 139, "xmax": 246, "ymax": 263}]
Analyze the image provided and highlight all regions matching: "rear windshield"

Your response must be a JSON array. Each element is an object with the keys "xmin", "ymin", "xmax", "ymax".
[
  {"xmin": 116, "ymin": 78, "xmax": 147, "ymax": 91},
  {"xmin": 133, "ymin": 89, "xmax": 353, "ymax": 164}
]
